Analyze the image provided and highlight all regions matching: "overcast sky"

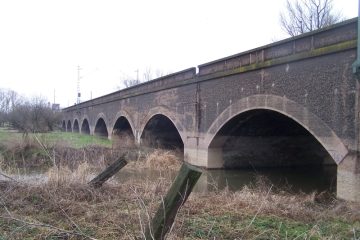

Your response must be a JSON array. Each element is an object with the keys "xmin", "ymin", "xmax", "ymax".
[{"xmin": 0, "ymin": 0, "xmax": 357, "ymax": 108}]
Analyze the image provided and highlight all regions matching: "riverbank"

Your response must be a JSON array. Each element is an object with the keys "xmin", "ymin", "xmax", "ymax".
[
  {"xmin": 0, "ymin": 160, "xmax": 359, "ymax": 239},
  {"xmin": 0, "ymin": 129, "xmax": 359, "ymax": 239}
]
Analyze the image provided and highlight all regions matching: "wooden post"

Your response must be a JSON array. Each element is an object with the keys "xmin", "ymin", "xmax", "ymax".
[
  {"xmin": 145, "ymin": 163, "xmax": 202, "ymax": 240},
  {"xmin": 89, "ymin": 157, "xmax": 127, "ymax": 187}
]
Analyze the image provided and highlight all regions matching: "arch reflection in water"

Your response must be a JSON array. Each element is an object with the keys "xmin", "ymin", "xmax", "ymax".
[{"xmin": 113, "ymin": 166, "xmax": 336, "ymax": 193}]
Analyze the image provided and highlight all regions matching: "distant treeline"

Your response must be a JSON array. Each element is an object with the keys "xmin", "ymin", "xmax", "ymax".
[{"xmin": 0, "ymin": 88, "xmax": 62, "ymax": 135}]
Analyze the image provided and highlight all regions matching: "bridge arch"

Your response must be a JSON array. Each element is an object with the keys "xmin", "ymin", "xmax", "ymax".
[
  {"xmin": 111, "ymin": 110, "xmax": 136, "ymax": 136},
  {"xmin": 66, "ymin": 120, "xmax": 72, "ymax": 132},
  {"xmin": 94, "ymin": 113, "xmax": 109, "ymax": 138},
  {"xmin": 80, "ymin": 115, "xmax": 90, "ymax": 134},
  {"xmin": 203, "ymin": 95, "xmax": 348, "ymax": 167},
  {"xmin": 139, "ymin": 106, "xmax": 185, "ymax": 149},
  {"xmin": 112, "ymin": 110, "xmax": 136, "ymax": 148},
  {"xmin": 61, "ymin": 120, "xmax": 66, "ymax": 132},
  {"xmin": 73, "ymin": 119, "xmax": 80, "ymax": 133}
]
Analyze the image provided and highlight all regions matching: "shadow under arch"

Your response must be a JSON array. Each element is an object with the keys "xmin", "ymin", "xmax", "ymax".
[
  {"xmin": 66, "ymin": 120, "xmax": 72, "ymax": 132},
  {"xmin": 204, "ymin": 95, "xmax": 348, "ymax": 165},
  {"xmin": 139, "ymin": 105, "xmax": 186, "ymax": 145},
  {"xmin": 73, "ymin": 119, "xmax": 80, "ymax": 133},
  {"xmin": 94, "ymin": 113, "xmax": 109, "ymax": 138},
  {"xmin": 80, "ymin": 114, "xmax": 90, "ymax": 134},
  {"xmin": 61, "ymin": 120, "xmax": 66, "ymax": 132},
  {"xmin": 112, "ymin": 111, "xmax": 136, "ymax": 148},
  {"xmin": 111, "ymin": 110, "xmax": 136, "ymax": 137},
  {"xmin": 139, "ymin": 106, "xmax": 185, "ymax": 149}
]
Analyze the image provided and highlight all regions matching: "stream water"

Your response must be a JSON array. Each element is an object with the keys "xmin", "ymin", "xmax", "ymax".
[
  {"xmin": 114, "ymin": 165, "xmax": 337, "ymax": 193},
  {"xmin": 17, "ymin": 165, "xmax": 337, "ymax": 193}
]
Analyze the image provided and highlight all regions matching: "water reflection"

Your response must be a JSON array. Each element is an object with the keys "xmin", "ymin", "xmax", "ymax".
[
  {"xmin": 14, "ymin": 165, "xmax": 336, "ymax": 194},
  {"xmin": 114, "ymin": 165, "xmax": 337, "ymax": 193}
]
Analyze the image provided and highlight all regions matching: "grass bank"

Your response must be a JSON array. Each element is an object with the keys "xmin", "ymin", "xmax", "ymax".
[
  {"xmin": 0, "ymin": 127, "xmax": 183, "ymax": 171},
  {"xmin": 0, "ymin": 127, "xmax": 111, "ymax": 148},
  {"xmin": 0, "ymin": 127, "xmax": 117, "ymax": 169}
]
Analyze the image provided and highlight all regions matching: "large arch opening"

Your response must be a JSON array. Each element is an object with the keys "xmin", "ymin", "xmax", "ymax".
[
  {"xmin": 73, "ymin": 119, "xmax": 80, "ymax": 133},
  {"xmin": 209, "ymin": 109, "xmax": 337, "ymax": 192},
  {"xmin": 112, "ymin": 116, "xmax": 135, "ymax": 148},
  {"xmin": 81, "ymin": 119, "xmax": 90, "ymax": 135},
  {"xmin": 210, "ymin": 109, "xmax": 335, "ymax": 168},
  {"xmin": 141, "ymin": 114, "xmax": 183, "ymax": 150},
  {"xmin": 94, "ymin": 118, "xmax": 108, "ymax": 138},
  {"xmin": 61, "ymin": 121, "xmax": 66, "ymax": 132},
  {"xmin": 66, "ymin": 120, "xmax": 72, "ymax": 132}
]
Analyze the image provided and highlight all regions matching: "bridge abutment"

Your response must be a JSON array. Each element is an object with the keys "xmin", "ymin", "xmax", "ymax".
[
  {"xmin": 337, "ymin": 152, "xmax": 360, "ymax": 202},
  {"xmin": 184, "ymin": 145, "xmax": 223, "ymax": 169}
]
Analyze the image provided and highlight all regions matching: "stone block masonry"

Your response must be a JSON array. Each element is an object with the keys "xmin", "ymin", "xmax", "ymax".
[{"xmin": 63, "ymin": 18, "xmax": 360, "ymax": 202}]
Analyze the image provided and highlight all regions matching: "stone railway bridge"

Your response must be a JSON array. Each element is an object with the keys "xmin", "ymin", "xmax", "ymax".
[{"xmin": 63, "ymin": 18, "xmax": 360, "ymax": 202}]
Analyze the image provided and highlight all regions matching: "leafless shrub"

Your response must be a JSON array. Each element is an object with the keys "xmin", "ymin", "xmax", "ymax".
[
  {"xmin": 279, "ymin": 0, "xmax": 344, "ymax": 37},
  {"xmin": 6, "ymin": 93, "xmax": 62, "ymax": 137}
]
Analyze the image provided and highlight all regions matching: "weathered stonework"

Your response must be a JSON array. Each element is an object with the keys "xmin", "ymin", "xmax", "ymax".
[{"xmin": 63, "ymin": 18, "xmax": 360, "ymax": 202}]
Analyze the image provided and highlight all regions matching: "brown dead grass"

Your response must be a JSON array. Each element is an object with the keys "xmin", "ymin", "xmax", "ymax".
[
  {"xmin": 0, "ymin": 135, "xmax": 358, "ymax": 239},
  {"xmin": 112, "ymin": 131, "xmax": 137, "ymax": 150},
  {"xmin": 126, "ymin": 149, "xmax": 182, "ymax": 171},
  {"xmin": 0, "ymin": 162, "xmax": 171, "ymax": 239},
  {"xmin": 0, "ymin": 162, "xmax": 359, "ymax": 239}
]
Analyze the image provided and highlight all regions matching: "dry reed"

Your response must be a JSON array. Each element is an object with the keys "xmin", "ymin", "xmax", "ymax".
[
  {"xmin": 0, "ymin": 134, "xmax": 359, "ymax": 239},
  {"xmin": 126, "ymin": 149, "xmax": 182, "ymax": 171},
  {"xmin": 0, "ymin": 163, "xmax": 359, "ymax": 239}
]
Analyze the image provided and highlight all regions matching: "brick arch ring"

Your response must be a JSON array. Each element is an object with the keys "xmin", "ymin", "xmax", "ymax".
[
  {"xmin": 138, "ymin": 105, "xmax": 186, "ymax": 145},
  {"xmin": 203, "ymin": 94, "xmax": 348, "ymax": 165},
  {"xmin": 80, "ymin": 114, "xmax": 90, "ymax": 128},
  {"xmin": 94, "ymin": 112, "xmax": 108, "ymax": 128},
  {"xmin": 93, "ymin": 112, "xmax": 110, "ymax": 135},
  {"xmin": 111, "ymin": 110, "xmax": 136, "ymax": 138},
  {"xmin": 80, "ymin": 114, "xmax": 90, "ymax": 134}
]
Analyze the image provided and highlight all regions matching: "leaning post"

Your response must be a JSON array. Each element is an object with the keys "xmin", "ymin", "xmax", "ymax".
[
  {"xmin": 89, "ymin": 156, "xmax": 127, "ymax": 187},
  {"xmin": 144, "ymin": 162, "xmax": 202, "ymax": 240}
]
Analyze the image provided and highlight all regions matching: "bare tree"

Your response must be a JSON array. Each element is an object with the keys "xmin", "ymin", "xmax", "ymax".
[
  {"xmin": 0, "ymin": 88, "xmax": 25, "ymax": 126},
  {"xmin": 155, "ymin": 68, "xmax": 165, "ymax": 78},
  {"xmin": 143, "ymin": 67, "xmax": 153, "ymax": 81},
  {"xmin": 7, "ymin": 93, "xmax": 62, "ymax": 136},
  {"xmin": 279, "ymin": 0, "xmax": 344, "ymax": 37},
  {"xmin": 115, "ymin": 67, "xmax": 172, "ymax": 90},
  {"xmin": 121, "ymin": 77, "xmax": 142, "ymax": 88}
]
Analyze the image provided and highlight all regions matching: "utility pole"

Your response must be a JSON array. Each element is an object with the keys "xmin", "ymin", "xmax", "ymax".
[
  {"xmin": 77, "ymin": 65, "xmax": 82, "ymax": 104},
  {"xmin": 76, "ymin": 66, "xmax": 82, "ymax": 115},
  {"xmin": 75, "ymin": 66, "xmax": 98, "ymax": 114},
  {"xmin": 136, "ymin": 69, "xmax": 139, "ymax": 82}
]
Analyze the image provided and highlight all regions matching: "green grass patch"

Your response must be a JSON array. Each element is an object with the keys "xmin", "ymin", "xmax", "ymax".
[
  {"xmin": 38, "ymin": 131, "xmax": 112, "ymax": 148},
  {"xmin": 0, "ymin": 127, "xmax": 111, "ymax": 148},
  {"xmin": 182, "ymin": 212, "xmax": 360, "ymax": 239}
]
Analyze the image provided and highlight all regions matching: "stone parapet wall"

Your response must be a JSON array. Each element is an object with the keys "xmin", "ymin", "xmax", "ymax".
[{"xmin": 197, "ymin": 18, "xmax": 357, "ymax": 76}]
